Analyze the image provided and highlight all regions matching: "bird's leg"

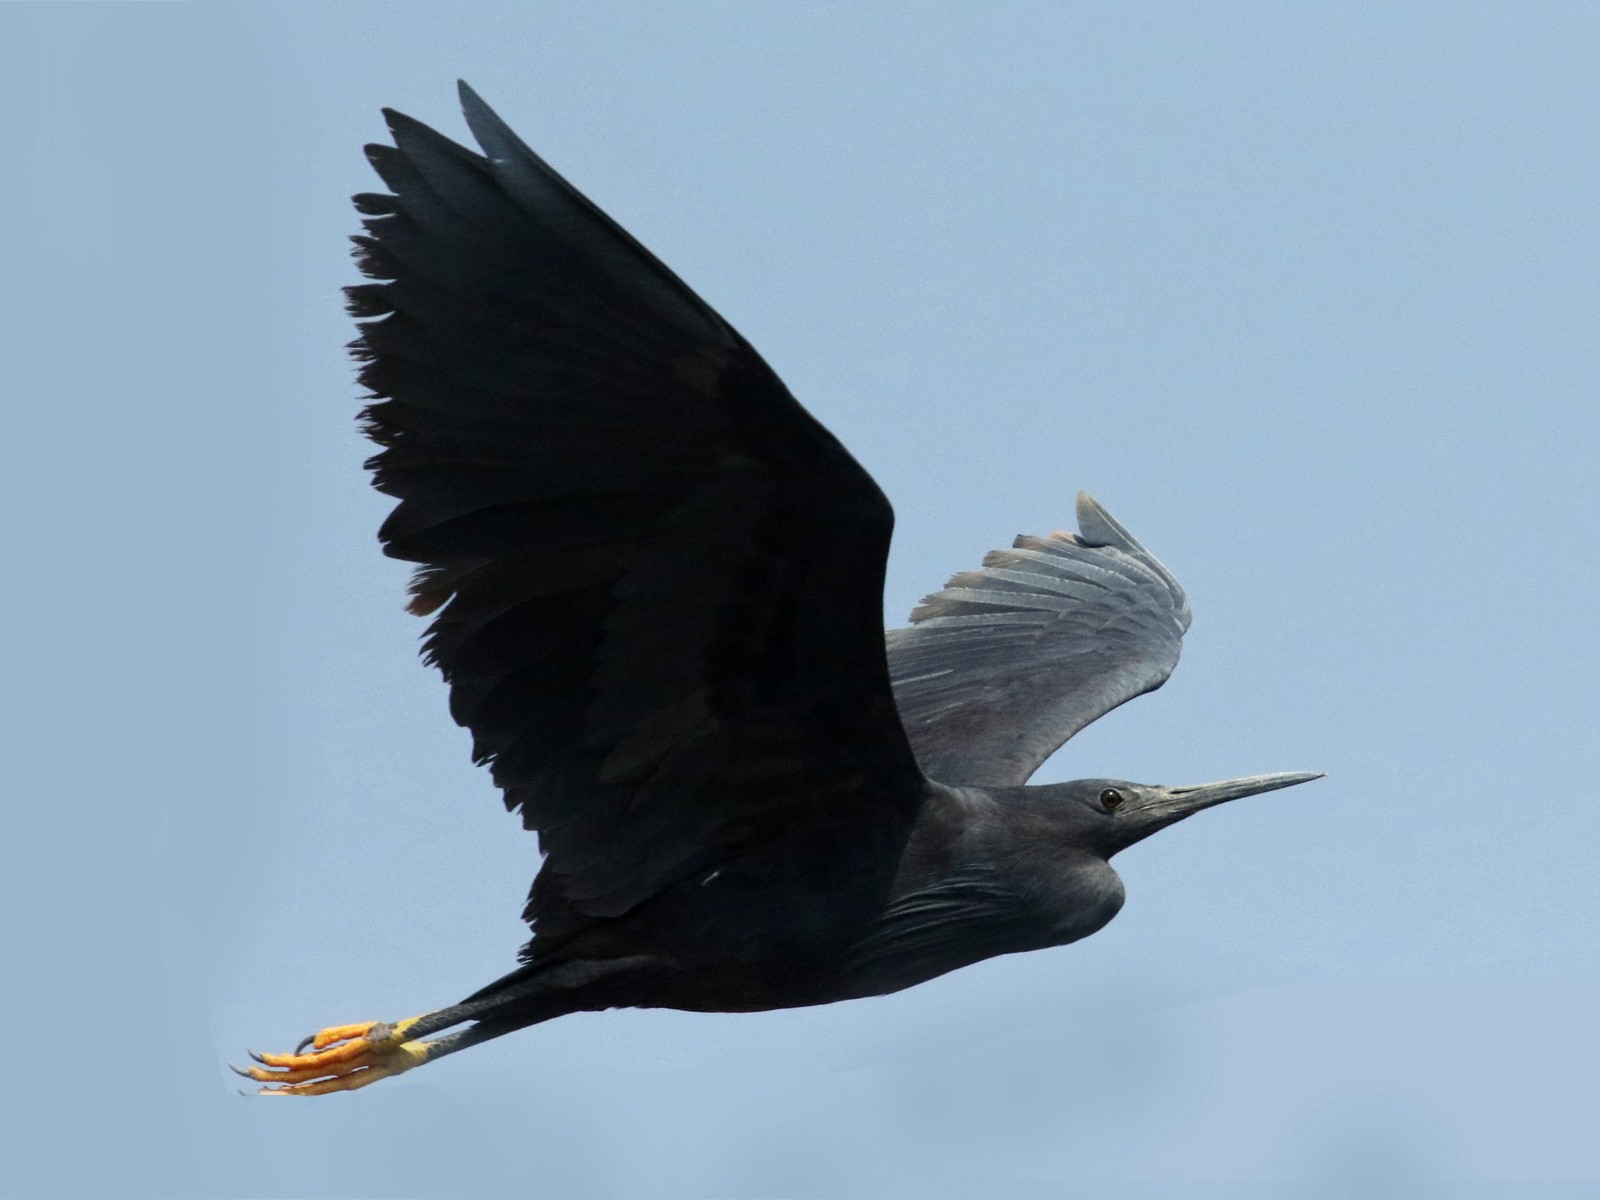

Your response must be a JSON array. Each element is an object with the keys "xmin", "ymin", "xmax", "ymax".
[
  {"xmin": 236, "ymin": 1005, "xmax": 478, "ymax": 1096},
  {"xmin": 237, "ymin": 957, "xmax": 662, "ymax": 1095}
]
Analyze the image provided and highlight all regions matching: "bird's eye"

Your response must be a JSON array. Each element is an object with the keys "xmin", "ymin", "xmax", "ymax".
[{"xmin": 1099, "ymin": 788, "xmax": 1124, "ymax": 812}]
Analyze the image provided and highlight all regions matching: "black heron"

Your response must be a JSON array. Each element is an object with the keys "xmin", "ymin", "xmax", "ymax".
[{"xmin": 241, "ymin": 84, "xmax": 1321, "ymax": 1095}]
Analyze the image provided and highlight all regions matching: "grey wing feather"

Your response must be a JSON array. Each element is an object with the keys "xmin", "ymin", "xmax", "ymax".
[{"xmin": 886, "ymin": 493, "xmax": 1191, "ymax": 787}]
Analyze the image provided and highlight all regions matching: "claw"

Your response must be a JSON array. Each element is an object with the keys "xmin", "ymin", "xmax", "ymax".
[{"xmin": 242, "ymin": 1017, "xmax": 429, "ymax": 1097}]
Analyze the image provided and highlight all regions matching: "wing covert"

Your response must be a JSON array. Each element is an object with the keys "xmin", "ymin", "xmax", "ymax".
[
  {"xmin": 886, "ymin": 493, "xmax": 1190, "ymax": 787},
  {"xmin": 839, "ymin": 867, "xmax": 1040, "ymax": 998}
]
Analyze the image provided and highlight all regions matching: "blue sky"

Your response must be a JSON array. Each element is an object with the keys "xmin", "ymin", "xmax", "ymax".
[{"xmin": 8, "ymin": 3, "xmax": 1600, "ymax": 1196}]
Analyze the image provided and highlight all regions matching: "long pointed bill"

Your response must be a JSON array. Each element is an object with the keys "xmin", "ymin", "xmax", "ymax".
[{"xmin": 1134, "ymin": 771, "xmax": 1324, "ymax": 835}]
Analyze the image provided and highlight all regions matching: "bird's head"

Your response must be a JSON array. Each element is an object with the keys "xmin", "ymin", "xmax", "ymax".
[{"xmin": 1040, "ymin": 772, "xmax": 1324, "ymax": 858}]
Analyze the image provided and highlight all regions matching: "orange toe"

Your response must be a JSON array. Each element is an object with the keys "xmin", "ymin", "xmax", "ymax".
[
  {"xmin": 255, "ymin": 1036, "xmax": 377, "ymax": 1071},
  {"xmin": 241, "ymin": 1016, "xmax": 430, "ymax": 1097},
  {"xmin": 309, "ymin": 1021, "xmax": 379, "ymax": 1050}
]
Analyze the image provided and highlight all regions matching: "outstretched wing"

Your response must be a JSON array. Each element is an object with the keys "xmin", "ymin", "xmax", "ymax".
[
  {"xmin": 886, "ymin": 493, "xmax": 1190, "ymax": 787},
  {"xmin": 351, "ymin": 84, "xmax": 923, "ymax": 949}
]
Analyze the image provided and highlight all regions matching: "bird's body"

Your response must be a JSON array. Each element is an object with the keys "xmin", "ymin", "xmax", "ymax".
[
  {"xmin": 241, "ymin": 84, "xmax": 1320, "ymax": 1096},
  {"xmin": 469, "ymin": 779, "xmax": 1128, "ymax": 1019},
  {"xmin": 844, "ymin": 781, "xmax": 1130, "ymax": 1001}
]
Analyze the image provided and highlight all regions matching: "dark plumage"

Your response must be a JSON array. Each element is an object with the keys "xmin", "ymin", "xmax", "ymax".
[{"xmin": 241, "ymin": 84, "xmax": 1320, "ymax": 1095}]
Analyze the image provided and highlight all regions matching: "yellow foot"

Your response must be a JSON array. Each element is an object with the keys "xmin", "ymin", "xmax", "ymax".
[{"xmin": 236, "ymin": 1017, "xmax": 429, "ymax": 1096}]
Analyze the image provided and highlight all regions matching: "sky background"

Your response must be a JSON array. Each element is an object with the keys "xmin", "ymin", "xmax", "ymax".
[{"xmin": 8, "ymin": 2, "xmax": 1600, "ymax": 1196}]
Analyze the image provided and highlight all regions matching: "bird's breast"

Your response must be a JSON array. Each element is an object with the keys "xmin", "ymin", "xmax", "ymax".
[{"xmin": 1035, "ymin": 857, "xmax": 1126, "ymax": 947}]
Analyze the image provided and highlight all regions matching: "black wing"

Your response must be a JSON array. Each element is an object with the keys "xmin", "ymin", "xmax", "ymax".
[
  {"xmin": 886, "ymin": 493, "xmax": 1190, "ymax": 787},
  {"xmin": 351, "ymin": 84, "xmax": 923, "ymax": 950}
]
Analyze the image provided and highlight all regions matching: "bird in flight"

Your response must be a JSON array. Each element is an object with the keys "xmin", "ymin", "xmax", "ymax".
[{"xmin": 240, "ymin": 83, "xmax": 1320, "ymax": 1096}]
